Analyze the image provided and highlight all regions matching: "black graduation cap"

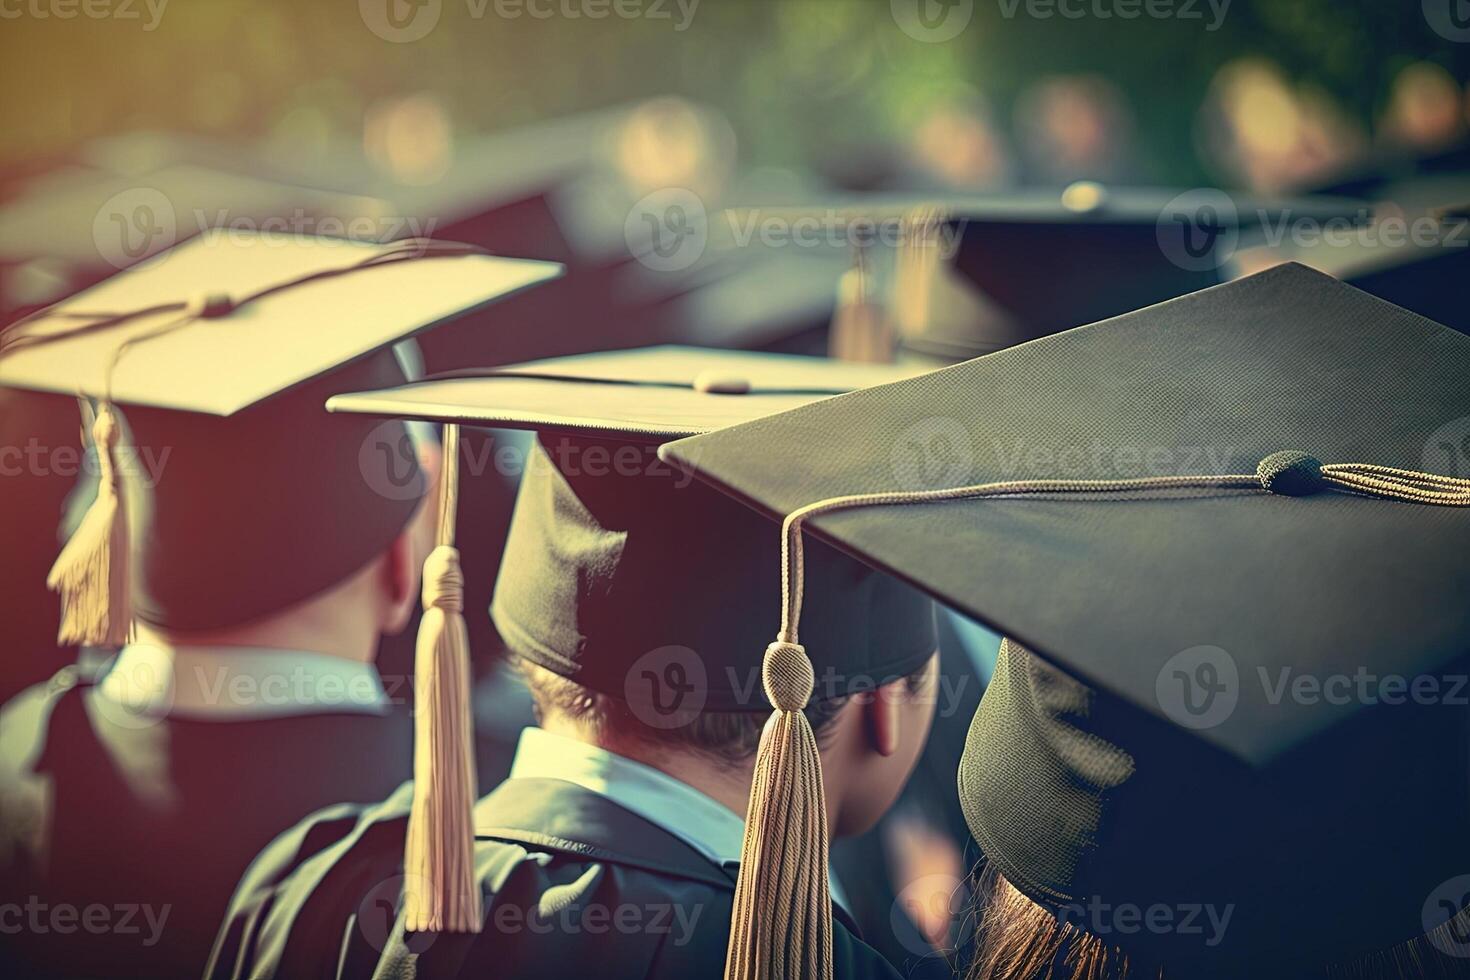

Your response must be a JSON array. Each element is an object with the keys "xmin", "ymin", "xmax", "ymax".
[
  {"xmin": 1299, "ymin": 137, "xmax": 1470, "ymax": 203},
  {"xmin": 1336, "ymin": 243, "xmax": 1470, "ymax": 339},
  {"xmin": 661, "ymin": 264, "xmax": 1470, "ymax": 974},
  {"xmin": 324, "ymin": 345, "xmax": 939, "ymax": 939},
  {"xmin": 0, "ymin": 229, "xmax": 561, "ymax": 641},
  {"xmin": 723, "ymin": 183, "xmax": 1367, "ymax": 361}
]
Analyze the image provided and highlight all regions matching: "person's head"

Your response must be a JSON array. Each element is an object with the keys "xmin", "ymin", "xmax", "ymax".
[
  {"xmin": 490, "ymin": 428, "xmax": 940, "ymax": 835},
  {"xmin": 515, "ymin": 648, "xmax": 939, "ymax": 837},
  {"xmin": 122, "ymin": 349, "xmax": 437, "ymax": 657}
]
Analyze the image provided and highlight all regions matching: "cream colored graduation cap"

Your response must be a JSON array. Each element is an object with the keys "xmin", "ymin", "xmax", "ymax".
[{"xmin": 0, "ymin": 230, "xmax": 561, "ymax": 648}]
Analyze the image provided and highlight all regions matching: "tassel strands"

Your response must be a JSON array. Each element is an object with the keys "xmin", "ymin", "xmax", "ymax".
[
  {"xmin": 47, "ymin": 401, "xmax": 133, "ymax": 647},
  {"xmin": 403, "ymin": 423, "xmax": 483, "ymax": 934},
  {"xmin": 725, "ymin": 639, "xmax": 833, "ymax": 980}
]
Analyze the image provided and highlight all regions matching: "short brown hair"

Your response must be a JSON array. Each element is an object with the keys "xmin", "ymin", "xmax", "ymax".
[{"xmin": 514, "ymin": 654, "xmax": 933, "ymax": 769}]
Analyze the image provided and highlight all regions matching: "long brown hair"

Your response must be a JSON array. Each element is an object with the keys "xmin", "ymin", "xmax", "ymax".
[
  {"xmin": 965, "ymin": 865, "xmax": 1470, "ymax": 980},
  {"xmin": 965, "ymin": 864, "xmax": 1157, "ymax": 980}
]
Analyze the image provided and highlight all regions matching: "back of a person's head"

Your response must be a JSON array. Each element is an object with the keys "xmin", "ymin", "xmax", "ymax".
[{"xmin": 119, "ymin": 350, "xmax": 424, "ymax": 634}]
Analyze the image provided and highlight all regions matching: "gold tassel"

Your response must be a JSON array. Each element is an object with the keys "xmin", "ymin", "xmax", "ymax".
[
  {"xmin": 892, "ymin": 207, "xmax": 944, "ymax": 344},
  {"xmin": 827, "ymin": 244, "xmax": 894, "ymax": 365},
  {"xmin": 47, "ymin": 401, "xmax": 133, "ymax": 647},
  {"xmin": 724, "ymin": 639, "xmax": 833, "ymax": 980},
  {"xmin": 403, "ymin": 423, "xmax": 482, "ymax": 933}
]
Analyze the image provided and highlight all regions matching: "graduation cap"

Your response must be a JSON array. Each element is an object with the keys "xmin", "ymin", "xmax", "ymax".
[
  {"xmin": 324, "ymin": 345, "xmax": 938, "ymax": 936},
  {"xmin": 1338, "ymin": 244, "xmax": 1470, "ymax": 340},
  {"xmin": 0, "ymin": 229, "xmax": 561, "ymax": 645},
  {"xmin": 1299, "ymin": 138, "xmax": 1470, "ymax": 203},
  {"xmin": 0, "ymin": 163, "xmax": 400, "ymax": 323},
  {"xmin": 722, "ymin": 183, "xmax": 1367, "ymax": 361},
  {"xmin": 660, "ymin": 264, "xmax": 1470, "ymax": 976}
]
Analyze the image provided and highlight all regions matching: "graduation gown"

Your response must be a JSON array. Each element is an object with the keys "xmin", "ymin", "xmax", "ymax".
[
  {"xmin": 208, "ymin": 777, "xmax": 905, "ymax": 980},
  {"xmin": 0, "ymin": 665, "xmax": 413, "ymax": 979}
]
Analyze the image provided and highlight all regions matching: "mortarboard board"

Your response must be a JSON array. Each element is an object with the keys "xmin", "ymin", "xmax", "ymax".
[
  {"xmin": 0, "ymin": 163, "xmax": 402, "ymax": 324},
  {"xmin": 660, "ymin": 263, "xmax": 1470, "ymax": 975},
  {"xmin": 721, "ymin": 183, "xmax": 1367, "ymax": 362},
  {"xmin": 0, "ymin": 229, "xmax": 561, "ymax": 642},
  {"xmin": 323, "ymin": 345, "xmax": 939, "ymax": 937}
]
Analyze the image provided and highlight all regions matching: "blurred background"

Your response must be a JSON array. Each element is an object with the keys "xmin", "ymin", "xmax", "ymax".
[{"xmin": 3, "ymin": 0, "xmax": 1470, "ymax": 191}]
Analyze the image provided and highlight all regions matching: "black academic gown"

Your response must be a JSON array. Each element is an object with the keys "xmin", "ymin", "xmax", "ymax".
[
  {"xmin": 208, "ymin": 777, "xmax": 904, "ymax": 980},
  {"xmin": 0, "ymin": 664, "xmax": 413, "ymax": 979}
]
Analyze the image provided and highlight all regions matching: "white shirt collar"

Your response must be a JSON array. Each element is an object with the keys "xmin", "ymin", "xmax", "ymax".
[
  {"xmin": 95, "ymin": 641, "xmax": 390, "ymax": 721},
  {"xmin": 506, "ymin": 727, "xmax": 850, "ymax": 910}
]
